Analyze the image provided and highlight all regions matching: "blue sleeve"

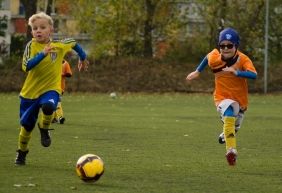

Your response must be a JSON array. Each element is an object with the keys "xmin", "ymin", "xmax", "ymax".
[
  {"xmin": 236, "ymin": 70, "xmax": 257, "ymax": 79},
  {"xmin": 196, "ymin": 56, "xmax": 208, "ymax": 72},
  {"xmin": 26, "ymin": 52, "xmax": 46, "ymax": 71},
  {"xmin": 73, "ymin": 43, "xmax": 87, "ymax": 61}
]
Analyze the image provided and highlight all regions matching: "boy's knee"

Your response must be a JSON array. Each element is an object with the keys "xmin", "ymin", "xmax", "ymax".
[
  {"xmin": 41, "ymin": 103, "xmax": 55, "ymax": 115},
  {"xmin": 22, "ymin": 124, "xmax": 34, "ymax": 132}
]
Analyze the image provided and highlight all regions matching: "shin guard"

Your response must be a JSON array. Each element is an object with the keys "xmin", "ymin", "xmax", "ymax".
[
  {"xmin": 38, "ymin": 112, "xmax": 53, "ymax": 129},
  {"xmin": 223, "ymin": 117, "xmax": 236, "ymax": 151},
  {"xmin": 18, "ymin": 127, "xmax": 31, "ymax": 151}
]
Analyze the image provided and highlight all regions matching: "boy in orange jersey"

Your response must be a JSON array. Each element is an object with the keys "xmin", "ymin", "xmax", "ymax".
[
  {"xmin": 53, "ymin": 59, "xmax": 72, "ymax": 124},
  {"xmin": 186, "ymin": 28, "xmax": 257, "ymax": 166}
]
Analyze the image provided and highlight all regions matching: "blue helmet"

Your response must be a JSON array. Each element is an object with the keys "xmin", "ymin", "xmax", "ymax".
[{"xmin": 218, "ymin": 28, "xmax": 240, "ymax": 46}]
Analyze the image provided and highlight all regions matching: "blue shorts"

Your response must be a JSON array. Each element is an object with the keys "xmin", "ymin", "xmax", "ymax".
[{"xmin": 20, "ymin": 91, "xmax": 59, "ymax": 131}]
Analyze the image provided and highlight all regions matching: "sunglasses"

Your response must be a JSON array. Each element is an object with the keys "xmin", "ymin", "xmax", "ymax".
[{"xmin": 219, "ymin": 44, "xmax": 234, "ymax": 49}]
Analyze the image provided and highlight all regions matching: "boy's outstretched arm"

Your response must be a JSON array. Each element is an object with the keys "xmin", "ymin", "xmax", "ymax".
[
  {"xmin": 186, "ymin": 56, "xmax": 208, "ymax": 81},
  {"xmin": 72, "ymin": 43, "xmax": 89, "ymax": 71}
]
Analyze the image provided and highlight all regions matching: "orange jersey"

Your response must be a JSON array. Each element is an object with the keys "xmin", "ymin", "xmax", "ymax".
[
  {"xmin": 61, "ymin": 60, "xmax": 72, "ymax": 92},
  {"xmin": 207, "ymin": 49, "xmax": 257, "ymax": 110}
]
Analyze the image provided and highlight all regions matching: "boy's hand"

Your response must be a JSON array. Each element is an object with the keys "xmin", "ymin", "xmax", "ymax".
[
  {"xmin": 78, "ymin": 59, "xmax": 89, "ymax": 72},
  {"xmin": 222, "ymin": 66, "xmax": 236, "ymax": 75},
  {"xmin": 186, "ymin": 71, "xmax": 200, "ymax": 81},
  {"xmin": 43, "ymin": 43, "xmax": 55, "ymax": 55}
]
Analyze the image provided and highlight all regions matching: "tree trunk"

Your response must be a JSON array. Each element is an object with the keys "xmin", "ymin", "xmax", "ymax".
[
  {"xmin": 143, "ymin": 0, "xmax": 155, "ymax": 58},
  {"xmin": 216, "ymin": 0, "xmax": 227, "ymax": 45},
  {"xmin": 21, "ymin": 0, "xmax": 37, "ymax": 42},
  {"xmin": 46, "ymin": 0, "xmax": 53, "ymax": 15}
]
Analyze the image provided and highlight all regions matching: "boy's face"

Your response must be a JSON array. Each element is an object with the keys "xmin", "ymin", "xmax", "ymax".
[
  {"xmin": 219, "ymin": 40, "xmax": 236, "ymax": 60},
  {"xmin": 31, "ymin": 18, "xmax": 53, "ymax": 44}
]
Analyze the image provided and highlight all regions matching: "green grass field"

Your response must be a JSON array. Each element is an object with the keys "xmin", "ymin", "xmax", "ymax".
[{"xmin": 0, "ymin": 93, "xmax": 282, "ymax": 193}]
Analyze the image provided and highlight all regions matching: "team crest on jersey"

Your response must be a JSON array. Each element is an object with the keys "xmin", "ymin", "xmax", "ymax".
[
  {"xmin": 50, "ymin": 52, "xmax": 57, "ymax": 61},
  {"xmin": 225, "ymin": 34, "xmax": 232, "ymax": 40}
]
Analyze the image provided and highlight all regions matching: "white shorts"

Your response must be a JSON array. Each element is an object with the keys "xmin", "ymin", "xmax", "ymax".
[
  {"xmin": 217, "ymin": 99, "xmax": 240, "ymax": 116},
  {"xmin": 217, "ymin": 99, "xmax": 245, "ymax": 130}
]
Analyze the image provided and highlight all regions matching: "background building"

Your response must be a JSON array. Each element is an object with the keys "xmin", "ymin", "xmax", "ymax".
[{"xmin": 0, "ymin": 0, "xmax": 91, "ymax": 58}]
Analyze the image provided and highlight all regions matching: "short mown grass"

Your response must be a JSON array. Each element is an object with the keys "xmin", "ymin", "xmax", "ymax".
[{"xmin": 0, "ymin": 93, "xmax": 281, "ymax": 193}]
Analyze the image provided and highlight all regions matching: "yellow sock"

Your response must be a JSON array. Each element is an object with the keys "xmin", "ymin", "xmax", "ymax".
[
  {"xmin": 38, "ymin": 112, "xmax": 53, "ymax": 129},
  {"xmin": 56, "ymin": 102, "xmax": 63, "ymax": 118},
  {"xmin": 223, "ymin": 117, "xmax": 236, "ymax": 150},
  {"xmin": 18, "ymin": 127, "xmax": 31, "ymax": 151}
]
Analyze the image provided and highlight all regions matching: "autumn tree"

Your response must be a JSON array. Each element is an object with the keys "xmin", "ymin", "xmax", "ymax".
[
  {"xmin": 268, "ymin": 0, "xmax": 282, "ymax": 62},
  {"xmin": 71, "ymin": 0, "xmax": 180, "ymax": 58}
]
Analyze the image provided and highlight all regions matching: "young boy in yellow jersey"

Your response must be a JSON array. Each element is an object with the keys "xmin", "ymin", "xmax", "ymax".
[
  {"xmin": 15, "ymin": 12, "xmax": 89, "ymax": 165},
  {"xmin": 186, "ymin": 28, "xmax": 257, "ymax": 166},
  {"xmin": 53, "ymin": 59, "xmax": 72, "ymax": 124}
]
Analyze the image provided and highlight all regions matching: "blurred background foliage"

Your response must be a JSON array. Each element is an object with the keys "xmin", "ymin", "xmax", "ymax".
[{"xmin": 1, "ymin": 0, "xmax": 282, "ymax": 93}]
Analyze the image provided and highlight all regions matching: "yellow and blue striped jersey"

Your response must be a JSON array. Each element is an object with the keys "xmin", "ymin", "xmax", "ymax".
[{"xmin": 20, "ymin": 38, "xmax": 76, "ymax": 99}]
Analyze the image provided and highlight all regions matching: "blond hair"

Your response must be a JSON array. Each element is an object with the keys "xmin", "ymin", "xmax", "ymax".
[{"xmin": 28, "ymin": 12, "xmax": 54, "ymax": 27}]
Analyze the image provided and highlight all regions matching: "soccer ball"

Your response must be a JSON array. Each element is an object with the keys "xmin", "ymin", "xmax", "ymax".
[
  {"xmin": 110, "ymin": 92, "xmax": 117, "ymax": 98},
  {"xmin": 76, "ymin": 154, "xmax": 104, "ymax": 182}
]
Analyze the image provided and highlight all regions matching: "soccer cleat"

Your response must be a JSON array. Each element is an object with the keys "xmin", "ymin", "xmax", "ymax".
[
  {"xmin": 15, "ymin": 149, "xmax": 29, "ymax": 165},
  {"xmin": 59, "ymin": 117, "xmax": 65, "ymax": 124},
  {"xmin": 226, "ymin": 148, "xmax": 237, "ymax": 166},
  {"xmin": 218, "ymin": 132, "xmax": 225, "ymax": 144},
  {"xmin": 38, "ymin": 124, "xmax": 53, "ymax": 147}
]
